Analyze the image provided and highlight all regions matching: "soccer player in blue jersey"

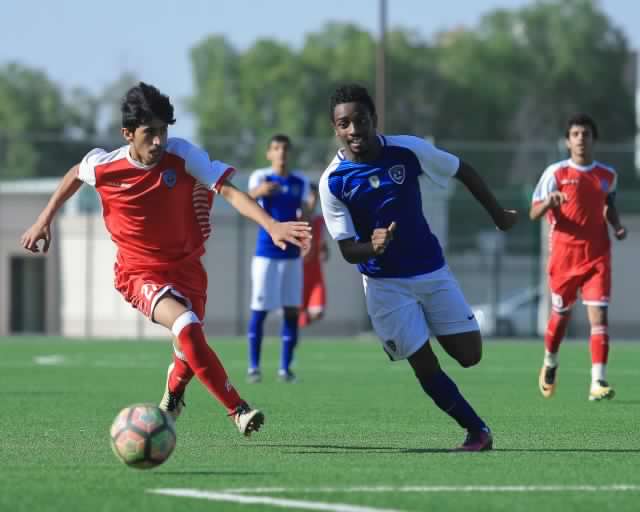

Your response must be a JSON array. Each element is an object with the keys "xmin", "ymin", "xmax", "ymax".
[
  {"xmin": 247, "ymin": 134, "xmax": 312, "ymax": 383},
  {"xmin": 320, "ymin": 84, "xmax": 518, "ymax": 451}
]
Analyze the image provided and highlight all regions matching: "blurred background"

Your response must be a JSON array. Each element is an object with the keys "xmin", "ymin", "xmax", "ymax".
[{"xmin": 1, "ymin": 0, "xmax": 639, "ymax": 340}]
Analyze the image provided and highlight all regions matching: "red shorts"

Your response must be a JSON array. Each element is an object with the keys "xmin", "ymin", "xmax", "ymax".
[
  {"xmin": 114, "ymin": 259, "xmax": 208, "ymax": 321},
  {"xmin": 549, "ymin": 251, "xmax": 611, "ymax": 312},
  {"xmin": 302, "ymin": 265, "xmax": 326, "ymax": 313}
]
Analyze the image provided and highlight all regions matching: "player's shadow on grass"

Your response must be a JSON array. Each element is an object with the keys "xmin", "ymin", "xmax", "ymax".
[
  {"xmin": 246, "ymin": 444, "xmax": 452, "ymax": 454},
  {"xmin": 495, "ymin": 448, "xmax": 640, "ymax": 454},
  {"xmin": 157, "ymin": 471, "xmax": 279, "ymax": 476}
]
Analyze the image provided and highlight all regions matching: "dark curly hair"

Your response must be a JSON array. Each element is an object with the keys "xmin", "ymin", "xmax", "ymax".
[
  {"xmin": 121, "ymin": 82, "xmax": 176, "ymax": 131},
  {"xmin": 565, "ymin": 113, "xmax": 599, "ymax": 140},
  {"xmin": 329, "ymin": 83, "xmax": 376, "ymax": 122}
]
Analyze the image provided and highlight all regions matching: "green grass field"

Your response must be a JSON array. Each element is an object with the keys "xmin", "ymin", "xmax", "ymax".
[{"xmin": 2, "ymin": 336, "xmax": 639, "ymax": 512}]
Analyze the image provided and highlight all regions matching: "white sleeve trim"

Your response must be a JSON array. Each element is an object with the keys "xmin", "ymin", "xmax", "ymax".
[
  {"xmin": 166, "ymin": 138, "xmax": 234, "ymax": 192},
  {"xmin": 319, "ymin": 160, "xmax": 356, "ymax": 241},
  {"xmin": 77, "ymin": 148, "xmax": 107, "ymax": 186},
  {"xmin": 532, "ymin": 162, "xmax": 562, "ymax": 203},
  {"xmin": 385, "ymin": 135, "xmax": 459, "ymax": 188}
]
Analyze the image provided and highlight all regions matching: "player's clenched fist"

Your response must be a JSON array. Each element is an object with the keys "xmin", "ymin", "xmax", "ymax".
[
  {"xmin": 371, "ymin": 222, "xmax": 397, "ymax": 255},
  {"xmin": 546, "ymin": 191, "xmax": 567, "ymax": 209},
  {"xmin": 494, "ymin": 209, "xmax": 519, "ymax": 232}
]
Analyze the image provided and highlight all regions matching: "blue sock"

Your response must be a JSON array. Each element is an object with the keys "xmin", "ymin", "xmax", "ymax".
[
  {"xmin": 248, "ymin": 310, "xmax": 267, "ymax": 370},
  {"xmin": 280, "ymin": 314, "xmax": 299, "ymax": 372},
  {"xmin": 417, "ymin": 369, "xmax": 487, "ymax": 432}
]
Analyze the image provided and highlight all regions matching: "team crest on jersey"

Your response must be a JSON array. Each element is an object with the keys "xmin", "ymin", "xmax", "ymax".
[
  {"xmin": 388, "ymin": 165, "xmax": 406, "ymax": 184},
  {"xmin": 600, "ymin": 178, "xmax": 609, "ymax": 193},
  {"xmin": 369, "ymin": 175, "xmax": 381, "ymax": 188},
  {"xmin": 162, "ymin": 169, "xmax": 177, "ymax": 188}
]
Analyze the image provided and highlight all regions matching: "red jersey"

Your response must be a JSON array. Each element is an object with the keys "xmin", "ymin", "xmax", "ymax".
[
  {"xmin": 304, "ymin": 216, "xmax": 326, "ymax": 268},
  {"xmin": 532, "ymin": 159, "xmax": 616, "ymax": 263},
  {"xmin": 77, "ymin": 138, "xmax": 233, "ymax": 270}
]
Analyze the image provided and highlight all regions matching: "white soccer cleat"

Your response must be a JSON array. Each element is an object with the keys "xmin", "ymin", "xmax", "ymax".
[
  {"xmin": 589, "ymin": 380, "xmax": 615, "ymax": 401},
  {"xmin": 231, "ymin": 403, "xmax": 265, "ymax": 437},
  {"xmin": 159, "ymin": 363, "xmax": 186, "ymax": 420}
]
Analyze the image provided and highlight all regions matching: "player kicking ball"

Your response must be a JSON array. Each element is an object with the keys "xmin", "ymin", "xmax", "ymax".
[
  {"xmin": 20, "ymin": 82, "xmax": 311, "ymax": 436},
  {"xmin": 319, "ymin": 84, "xmax": 518, "ymax": 451},
  {"xmin": 530, "ymin": 114, "xmax": 627, "ymax": 401}
]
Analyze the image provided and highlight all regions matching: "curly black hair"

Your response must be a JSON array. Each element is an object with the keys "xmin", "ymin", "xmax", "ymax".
[
  {"xmin": 565, "ymin": 113, "xmax": 599, "ymax": 140},
  {"xmin": 121, "ymin": 82, "xmax": 176, "ymax": 131},
  {"xmin": 329, "ymin": 83, "xmax": 376, "ymax": 122}
]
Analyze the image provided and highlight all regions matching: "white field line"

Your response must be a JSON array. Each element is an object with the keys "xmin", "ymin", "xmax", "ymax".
[
  {"xmin": 149, "ymin": 488, "xmax": 404, "ymax": 512},
  {"xmin": 33, "ymin": 355, "xmax": 66, "ymax": 366},
  {"xmin": 219, "ymin": 484, "xmax": 640, "ymax": 494}
]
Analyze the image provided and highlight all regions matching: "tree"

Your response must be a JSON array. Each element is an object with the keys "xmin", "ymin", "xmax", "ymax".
[{"xmin": 0, "ymin": 63, "xmax": 97, "ymax": 179}]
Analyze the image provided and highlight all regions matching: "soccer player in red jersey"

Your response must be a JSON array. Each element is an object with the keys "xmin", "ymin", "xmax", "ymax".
[
  {"xmin": 299, "ymin": 184, "xmax": 328, "ymax": 328},
  {"xmin": 20, "ymin": 82, "xmax": 311, "ymax": 434},
  {"xmin": 530, "ymin": 114, "xmax": 627, "ymax": 401}
]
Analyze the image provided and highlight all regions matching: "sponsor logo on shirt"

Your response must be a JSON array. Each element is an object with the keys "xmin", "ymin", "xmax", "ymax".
[
  {"xmin": 369, "ymin": 175, "xmax": 381, "ymax": 189},
  {"xmin": 162, "ymin": 169, "xmax": 177, "ymax": 188},
  {"xmin": 106, "ymin": 181, "xmax": 132, "ymax": 188},
  {"xmin": 560, "ymin": 178, "xmax": 579, "ymax": 185},
  {"xmin": 344, "ymin": 184, "xmax": 361, "ymax": 201},
  {"xmin": 388, "ymin": 164, "xmax": 406, "ymax": 184}
]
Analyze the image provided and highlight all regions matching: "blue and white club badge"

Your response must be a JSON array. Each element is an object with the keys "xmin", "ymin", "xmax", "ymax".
[
  {"xmin": 388, "ymin": 165, "xmax": 406, "ymax": 185},
  {"xmin": 369, "ymin": 175, "xmax": 381, "ymax": 189},
  {"xmin": 162, "ymin": 169, "xmax": 177, "ymax": 188}
]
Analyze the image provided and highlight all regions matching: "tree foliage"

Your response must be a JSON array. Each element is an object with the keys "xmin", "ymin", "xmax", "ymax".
[{"xmin": 189, "ymin": 0, "xmax": 635, "ymax": 178}]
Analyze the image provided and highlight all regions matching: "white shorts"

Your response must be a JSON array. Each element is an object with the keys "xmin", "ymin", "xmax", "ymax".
[
  {"xmin": 250, "ymin": 256, "xmax": 303, "ymax": 311},
  {"xmin": 363, "ymin": 265, "xmax": 479, "ymax": 361}
]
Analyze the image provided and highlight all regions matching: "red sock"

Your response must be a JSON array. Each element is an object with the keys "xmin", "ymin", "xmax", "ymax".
[
  {"xmin": 544, "ymin": 312, "xmax": 570, "ymax": 353},
  {"xmin": 172, "ymin": 311, "xmax": 243, "ymax": 413},
  {"xmin": 168, "ymin": 353, "xmax": 194, "ymax": 395},
  {"xmin": 590, "ymin": 325, "xmax": 609, "ymax": 364}
]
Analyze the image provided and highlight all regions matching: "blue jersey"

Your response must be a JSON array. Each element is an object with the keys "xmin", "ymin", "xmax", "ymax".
[
  {"xmin": 319, "ymin": 135, "xmax": 460, "ymax": 278},
  {"xmin": 249, "ymin": 168, "xmax": 310, "ymax": 259}
]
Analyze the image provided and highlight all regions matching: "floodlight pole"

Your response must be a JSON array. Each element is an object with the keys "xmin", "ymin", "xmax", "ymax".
[{"xmin": 376, "ymin": 0, "xmax": 387, "ymax": 132}]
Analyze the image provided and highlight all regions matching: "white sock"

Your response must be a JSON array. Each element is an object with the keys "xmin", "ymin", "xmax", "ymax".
[
  {"xmin": 544, "ymin": 350, "xmax": 558, "ymax": 368},
  {"xmin": 591, "ymin": 363, "xmax": 606, "ymax": 385}
]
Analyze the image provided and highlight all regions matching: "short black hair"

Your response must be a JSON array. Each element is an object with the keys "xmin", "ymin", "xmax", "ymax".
[
  {"xmin": 329, "ymin": 83, "xmax": 376, "ymax": 122},
  {"xmin": 565, "ymin": 113, "xmax": 599, "ymax": 140},
  {"xmin": 268, "ymin": 133, "xmax": 292, "ymax": 148},
  {"xmin": 121, "ymin": 82, "xmax": 176, "ymax": 131}
]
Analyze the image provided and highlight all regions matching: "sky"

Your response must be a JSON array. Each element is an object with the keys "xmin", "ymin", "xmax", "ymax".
[{"xmin": 1, "ymin": 0, "xmax": 637, "ymax": 138}]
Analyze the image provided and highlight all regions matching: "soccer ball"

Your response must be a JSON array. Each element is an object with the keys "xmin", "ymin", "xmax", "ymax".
[{"xmin": 110, "ymin": 404, "xmax": 176, "ymax": 469}]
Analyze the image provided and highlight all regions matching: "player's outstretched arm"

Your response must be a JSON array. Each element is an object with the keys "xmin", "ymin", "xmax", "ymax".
[
  {"xmin": 20, "ymin": 164, "xmax": 84, "ymax": 253},
  {"xmin": 454, "ymin": 160, "xmax": 518, "ymax": 231},
  {"xmin": 605, "ymin": 195, "xmax": 627, "ymax": 240},
  {"xmin": 219, "ymin": 180, "xmax": 311, "ymax": 250}
]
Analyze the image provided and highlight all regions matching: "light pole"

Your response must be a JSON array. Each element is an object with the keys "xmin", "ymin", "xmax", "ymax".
[{"xmin": 376, "ymin": 0, "xmax": 387, "ymax": 132}]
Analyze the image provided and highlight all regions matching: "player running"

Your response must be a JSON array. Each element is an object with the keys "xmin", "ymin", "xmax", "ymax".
[
  {"xmin": 530, "ymin": 114, "xmax": 627, "ymax": 401},
  {"xmin": 320, "ymin": 83, "xmax": 518, "ymax": 451},
  {"xmin": 246, "ymin": 134, "xmax": 312, "ymax": 383},
  {"xmin": 20, "ymin": 82, "xmax": 311, "ymax": 435}
]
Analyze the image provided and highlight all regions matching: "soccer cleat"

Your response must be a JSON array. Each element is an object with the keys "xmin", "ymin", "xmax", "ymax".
[
  {"xmin": 277, "ymin": 369, "xmax": 297, "ymax": 383},
  {"xmin": 230, "ymin": 402, "xmax": 265, "ymax": 437},
  {"xmin": 456, "ymin": 427, "xmax": 493, "ymax": 452},
  {"xmin": 538, "ymin": 365, "xmax": 558, "ymax": 398},
  {"xmin": 589, "ymin": 380, "xmax": 615, "ymax": 401},
  {"xmin": 159, "ymin": 363, "xmax": 186, "ymax": 420},
  {"xmin": 247, "ymin": 368, "xmax": 262, "ymax": 384}
]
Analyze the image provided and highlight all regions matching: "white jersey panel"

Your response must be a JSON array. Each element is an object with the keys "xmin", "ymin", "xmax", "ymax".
[
  {"xmin": 385, "ymin": 135, "xmax": 460, "ymax": 188},
  {"xmin": 532, "ymin": 161, "xmax": 564, "ymax": 203},
  {"xmin": 166, "ymin": 138, "xmax": 234, "ymax": 192},
  {"xmin": 319, "ymin": 156, "xmax": 357, "ymax": 241},
  {"xmin": 77, "ymin": 147, "xmax": 128, "ymax": 187}
]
